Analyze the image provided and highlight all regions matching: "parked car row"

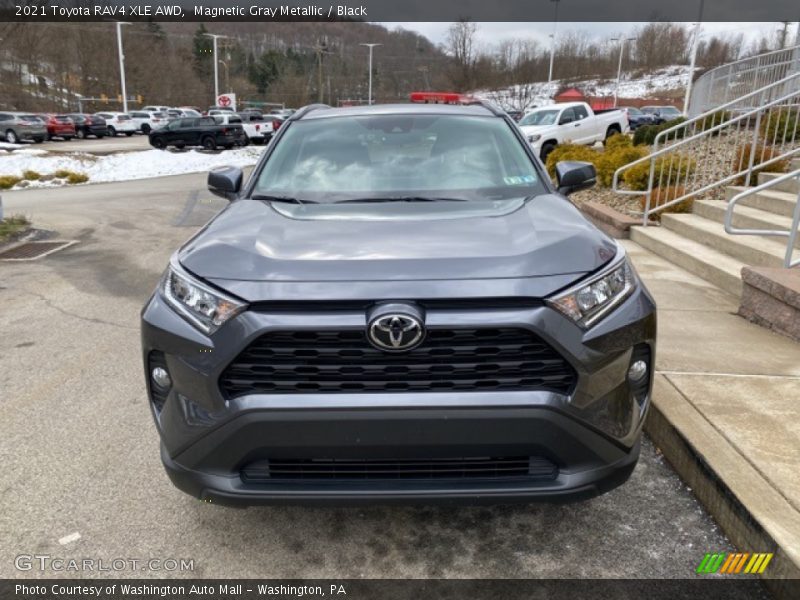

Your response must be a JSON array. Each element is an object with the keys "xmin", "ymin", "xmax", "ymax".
[{"xmin": 1, "ymin": 105, "xmax": 295, "ymax": 147}]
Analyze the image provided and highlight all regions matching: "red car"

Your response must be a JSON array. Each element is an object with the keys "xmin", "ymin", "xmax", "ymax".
[{"xmin": 39, "ymin": 114, "xmax": 76, "ymax": 141}]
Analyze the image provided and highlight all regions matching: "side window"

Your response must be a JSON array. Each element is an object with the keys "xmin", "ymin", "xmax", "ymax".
[
  {"xmin": 166, "ymin": 120, "xmax": 181, "ymax": 131},
  {"xmin": 0, "ymin": 114, "xmax": 9, "ymax": 122},
  {"xmin": 560, "ymin": 107, "xmax": 576, "ymax": 124},
  {"xmin": 574, "ymin": 105, "xmax": 589, "ymax": 120}
]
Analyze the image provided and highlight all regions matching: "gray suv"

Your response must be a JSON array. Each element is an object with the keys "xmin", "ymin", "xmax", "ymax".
[
  {"xmin": 0, "ymin": 112, "xmax": 47, "ymax": 143},
  {"xmin": 141, "ymin": 102, "xmax": 656, "ymax": 505}
]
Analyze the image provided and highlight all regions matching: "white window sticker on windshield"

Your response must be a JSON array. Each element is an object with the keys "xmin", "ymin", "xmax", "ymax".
[{"xmin": 504, "ymin": 175, "xmax": 535, "ymax": 185}]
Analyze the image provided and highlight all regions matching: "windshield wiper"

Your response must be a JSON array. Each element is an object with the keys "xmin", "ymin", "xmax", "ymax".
[
  {"xmin": 336, "ymin": 196, "xmax": 468, "ymax": 204},
  {"xmin": 251, "ymin": 194, "xmax": 316, "ymax": 205}
]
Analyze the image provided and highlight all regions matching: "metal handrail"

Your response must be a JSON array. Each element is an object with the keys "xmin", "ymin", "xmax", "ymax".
[
  {"xmin": 612, "ymin": 72, "xmax": 800, "ymax": 224},
  {"xmin": 725, "ymin": 169, "xmax": 800, "ymax": 268},
  {"xmin": 688, "ymin": 45, "xmax": 800, "ymax": 116}
]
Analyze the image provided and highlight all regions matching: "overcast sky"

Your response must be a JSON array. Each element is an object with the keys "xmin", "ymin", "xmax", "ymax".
[{"xmin": 385, "ymin": 22, "xmax": 798, "ymax": 50}]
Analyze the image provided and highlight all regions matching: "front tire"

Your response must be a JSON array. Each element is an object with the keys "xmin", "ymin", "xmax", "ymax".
[
  {"xmin": 5, "ymin": 129, "xmax": 18, "ymax": 144},
  {"xmin": 151, "ymin": 137, "xmax": 166, "ymax": 150},
  {"xmin": 107, "ymin": 126, "xmax": 116, "ymax": 137},
  {"xmin": 76, "ymin": 129, "xmax": 86, "ymax": 139}
]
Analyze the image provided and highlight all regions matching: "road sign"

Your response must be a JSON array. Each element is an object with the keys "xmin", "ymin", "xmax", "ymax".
[{"xmin": 217, "ymin": 93, "xmax": 236, "ymax": 110}]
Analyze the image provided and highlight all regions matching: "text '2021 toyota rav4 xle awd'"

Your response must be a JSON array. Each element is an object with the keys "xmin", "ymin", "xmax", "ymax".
[{"xmin": 141, "ymin": 101, "xmax": 656, "ymax": 505}]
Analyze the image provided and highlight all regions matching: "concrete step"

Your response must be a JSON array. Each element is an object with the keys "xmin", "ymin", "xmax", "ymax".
[
  {"xmin": 757, "ymin": 171, "xmax": 800, "ymax": 195},
  {"xmin": 726, "ymin": 185, "xmax": 798, "ymax": 218},
  {"xmin": 630, "ymin": 225, "xmax": 744, "ymax": 297},
  {"xmin": 693, "ymin": 199, "xmax": 800, "ymax": 250},
  {"xmin": 660, "ymin": 213, "xmax": 789, "ymax": 268}
]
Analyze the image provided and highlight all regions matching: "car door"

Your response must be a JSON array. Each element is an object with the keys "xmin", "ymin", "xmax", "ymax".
[
  {"xmin": 559, "ymin": 107, "xmax": 582, "ymax": 143},
  {"xmin": 571, "ymin": 104, "xmax": 597, "ymax": 143},
  {"xmin": 162, "ymin": 119, "xmax": 182, "ymax": 144}
]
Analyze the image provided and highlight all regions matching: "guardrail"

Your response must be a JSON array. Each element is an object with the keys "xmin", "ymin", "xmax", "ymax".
[
  {"xmin": 688, "ymin": 45, "xmax": 800, "ymax": 117},
  {"xmin": 612, "ymin": 72, "xmax": 800, "ymax": 225},
  {"xmin": 725, "ymin": 169, "xmax": 800, "ymax": 268}
]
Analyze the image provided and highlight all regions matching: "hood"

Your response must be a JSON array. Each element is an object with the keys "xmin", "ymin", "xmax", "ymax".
[
  {"xmin": 179, "ymin": 195, "xmax": 616, "ymax": 292},
  {"xmin": 519, "ymin": 124, "xmax": 558, "ymax": 136}
]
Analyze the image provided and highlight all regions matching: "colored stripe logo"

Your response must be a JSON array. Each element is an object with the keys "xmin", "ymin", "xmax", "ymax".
[{"xmin": 697, "ymin": 552, "xmax": 773, "ymax": 574}]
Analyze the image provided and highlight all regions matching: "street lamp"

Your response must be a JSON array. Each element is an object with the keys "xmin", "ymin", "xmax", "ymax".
[
  {"xmin": 203, "ymin": 33, "xmax": 227, "ymax": 105},
  {"xmin": 115, "ymin": 22, "xmax": 130, "ymax": 113},
  {"xmin": 683, "ymin": 0, "xmax": 706, "ymax": 115},
  {"xmin": 547, "ymin": 0, "xmax": 560, "ymax": 84},
  {"xmin": 359, "ymin": 43, "xmax": 382, "ymax": 105},
  {"xmin": 611, "ymin": 37, "xmax": 636, "ymax": 107}
]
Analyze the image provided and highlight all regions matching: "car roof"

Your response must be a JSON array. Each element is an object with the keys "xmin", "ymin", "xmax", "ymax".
[{"xmin": 296, "ymin": 103, "xmax": 498, "ymax": 121}]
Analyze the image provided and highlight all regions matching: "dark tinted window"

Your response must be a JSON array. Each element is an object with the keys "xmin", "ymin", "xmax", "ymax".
[
  {"xmin": 560, "ymin": 107, "xmax": 576, "ymax": 123},
  {"xmin": 573, "ymin": 105, "xmax": 589, "ymax": 119}
]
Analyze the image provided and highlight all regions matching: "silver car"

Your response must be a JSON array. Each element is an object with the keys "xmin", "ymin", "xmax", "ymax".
[{"xmin": 0, "ymin": 112, "xmax": 48, "ymax": 144}]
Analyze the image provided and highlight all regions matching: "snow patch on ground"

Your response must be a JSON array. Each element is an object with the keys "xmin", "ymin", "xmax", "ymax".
[
  {"xmin": 475, "ymin": 65, "xmax": 696, "ymax": 111},
  {"xmin": 0, "ymin": 146, "xmax": 266, "ymax": 189}
]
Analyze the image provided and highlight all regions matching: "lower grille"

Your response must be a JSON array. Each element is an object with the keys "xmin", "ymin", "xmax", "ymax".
[
  {"xmin": 220, "ymin": 328, "xmax": 576, "ymax": 396},
  {"xmin": 241, "ymin": 456, "xmax": 559, "ymax": 482}
]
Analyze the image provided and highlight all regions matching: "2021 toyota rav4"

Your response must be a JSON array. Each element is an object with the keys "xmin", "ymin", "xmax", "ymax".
[{"xmin": 140, "ymin": 101, "xmax": 656, "ymax": 506}]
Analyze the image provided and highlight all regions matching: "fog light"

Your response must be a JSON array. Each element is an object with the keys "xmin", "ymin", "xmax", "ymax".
[
  {"xmin": 151, "ymin": 366, "xmax": 172, "ymax": 389},
  {"xmin": 628, "ymin": 360, "xmax": 648, "ymax": 382}
]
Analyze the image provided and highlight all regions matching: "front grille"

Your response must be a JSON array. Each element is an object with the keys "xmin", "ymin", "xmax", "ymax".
[
  {"xmin": 241, "ymin": 456, "xmax": 559, "ymax": 482},
  {"xmin": 220, "ymin": 328, "xmax": 576, "ymax": 397}
]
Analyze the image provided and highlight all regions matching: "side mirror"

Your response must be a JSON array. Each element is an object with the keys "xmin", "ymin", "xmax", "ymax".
[
  {"xmin": 208, "ymin": 166, "xmax": 243, "ymax": 201},
  {"xmin": 555, "ymin": 161, "xmax": 596, "ymax": 196}
]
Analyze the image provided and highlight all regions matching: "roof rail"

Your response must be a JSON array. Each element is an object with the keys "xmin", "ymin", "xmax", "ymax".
[
  {"xmin": 462, "ymin": 98, "xmax": 505, "ymax": 117},
  {"xmin": 289, "ymin": 103, "xmax": 331, "ymax": 120}
]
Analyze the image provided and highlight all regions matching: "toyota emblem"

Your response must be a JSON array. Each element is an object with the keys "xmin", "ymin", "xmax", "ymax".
[{"xmin": 367, "ymin": 313, "xmax": 425, "ymax": 352}]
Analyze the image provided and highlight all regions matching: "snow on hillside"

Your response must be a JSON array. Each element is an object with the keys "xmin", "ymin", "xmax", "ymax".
[{"xmin": 475, "ymin": 65, "xmax": 696, "ymax": 111}]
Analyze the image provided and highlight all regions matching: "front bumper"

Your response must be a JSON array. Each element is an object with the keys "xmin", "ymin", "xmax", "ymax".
[{"xmin": 141, "ymin": 282, "xmax": 656, "ymax": 505}]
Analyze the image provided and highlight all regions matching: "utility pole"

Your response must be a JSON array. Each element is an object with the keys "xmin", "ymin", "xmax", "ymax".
[
  {"xmin": 359, "ymin": 43, "xmax": 382, "ymax": 105},
  {"xmin": 611, "ymin": 37, "xmax": 636, "ymax": 107},
  {"xmin": 312, "ymin": 40, "xmax": 331, "ymax": 103},
  {"xmin": 203, "ymin": 33, "xmax": 227, "ymax": 105},
  {"xmin": 219, "ymin": 60, "xmax": 230, "ymax": 93},
  {"xmin": 779, "ymin": 22, "xmax": 790, "ymax": 48},
  {"xmin": 547, "ymin": 0, "xmax": 560, "ymax": 84},
  {"xmin": 683, "ymin": 0, "xmax": 705, "ymax": 116},
  {"xmin": 115, "ymin": 22, "xmax": 130, "ymax": 113}
]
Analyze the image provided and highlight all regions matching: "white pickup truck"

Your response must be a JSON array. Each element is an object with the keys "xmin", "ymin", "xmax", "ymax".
[{"xmin": 518, "ymin": 102, "xmax": 629, "ymax": 161}]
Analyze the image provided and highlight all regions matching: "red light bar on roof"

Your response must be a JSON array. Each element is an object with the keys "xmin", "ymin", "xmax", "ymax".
[{"xmin": 409, "ymin": 92, "xmax": 476, "ymax": 105}]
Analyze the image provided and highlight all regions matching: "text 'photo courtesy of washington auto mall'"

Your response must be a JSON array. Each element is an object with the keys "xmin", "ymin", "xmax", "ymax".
[{"xmin": 0, "ymin": 0, "xmax": 799, "ymax": 599}]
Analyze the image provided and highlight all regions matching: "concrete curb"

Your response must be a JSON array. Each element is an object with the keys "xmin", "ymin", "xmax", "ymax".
[{"xmin": 646, "ymin": 375, "xmax": 800, "ymax": 598}]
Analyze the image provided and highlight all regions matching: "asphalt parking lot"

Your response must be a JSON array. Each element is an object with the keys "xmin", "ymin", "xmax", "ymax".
[{"xmin": 0, "ymin": 174, "xmax": 748, "ymax": 579}]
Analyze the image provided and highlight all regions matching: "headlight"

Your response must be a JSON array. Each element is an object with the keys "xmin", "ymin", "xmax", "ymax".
[
  {"xmin": 528, "ymin": 134, "xmax": 541, "ymax": 143},
  {"xmin": 161, "ymin": 261, "xmax": 247, "ymax": 334},
  {"xmin": 548, "ymin": 255, "xmax": 636, "ymax": 328}
]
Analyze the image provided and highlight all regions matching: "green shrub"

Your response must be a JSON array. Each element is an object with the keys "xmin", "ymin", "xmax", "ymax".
[
  {"xmin": 53, "ymin": 169, "xmax": 72, "ymax": 178},
  {"xmin": 633, "ymin": 117, "xmax": 688, "ymax": 146},
  {"xmin": 760, "ymin": 108, "xmax": 799, "ymax": 145},
  {"xmin": 595, "ymin": 145, "xmax": 649, "ymax": 187},
  {"xmin": 604, "ymin": 133, "xmax": 632, "ymax": 151},
  {"xmin": 22, "ymin": 169, "xmax": 41, "ymax": 181},
  {"xmin": 732, "ymin": 144, "xmax": 789, "ymax": 185},
  {"xmin": 0, "ymin": 175, "xmax": 22, "ymax": 189},
  {"xmin": 65, "ymin": 172, "xmax": 89, "ymax": 185},
  {"xmin": 622, "ymin": 154, "xmax": 696, "ymax": 191},
  {"xmin": 544, "ymin": 143, "xmax": 599, "ymax": 179}
]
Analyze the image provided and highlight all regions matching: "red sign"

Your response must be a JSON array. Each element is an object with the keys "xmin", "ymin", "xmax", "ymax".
[
  {"xmin": 218, "ymin": 95, "xmax": 232, "ymax": 107},
  {"xmin": 409, "ymin": 92, "xmax": 475, "ymax": 105}
]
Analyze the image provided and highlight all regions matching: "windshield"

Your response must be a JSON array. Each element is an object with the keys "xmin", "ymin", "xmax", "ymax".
[
  {"xmin": 252, "ymin": 114, "xmax": 545, "ymax": 203},
  {"xmin": 519, "ymin": 110, "xmax": 559, "ymax": 126},
  {"xmin": 627, "ymin": 107, "xmax": 642, "ymax": 115}
]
